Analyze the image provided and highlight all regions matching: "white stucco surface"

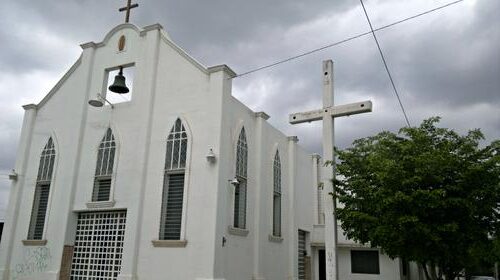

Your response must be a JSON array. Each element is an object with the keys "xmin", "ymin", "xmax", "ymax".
[{"xmin": 0, "ymin": 23, "xmax": 410, "ymax": 280}]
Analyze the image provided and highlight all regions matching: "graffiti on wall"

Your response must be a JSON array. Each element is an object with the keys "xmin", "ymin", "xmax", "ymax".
[{"xmin": 12, "ymin": 247, "xmax": 51, "ymax": 280}]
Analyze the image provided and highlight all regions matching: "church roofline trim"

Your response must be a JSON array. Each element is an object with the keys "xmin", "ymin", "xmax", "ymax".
[
  {"xmin": 35, "ymin": 54, "xmax": 83, "ymax": 109},
  {"xmin": 33, "ymin": 23, "xmax": 239, "ymax": 110},
  {"xmin": 140, "ymin": 23, "xmax": 164, "ymax": 36},
  {"xmin": 78, "ymin": 23, "xmax": 217, "ymax": 76},
  {"xmin": 207, "ymin": 65, "xmax": 237, "ymax": 78},
  {"xmin": 254, "ymin": 112, "xmax": 270, "ymax": 120},
  {"xmin": 159, "ymin": 32, "xmax": 209, "ymax": 75},
  {"xmin": 81, "ymin": 23, "xmax": 143, "ymax": 49},
  {"xmin": 22, "ymin": 104, "xmax": 38, "ymax": 110},
  {"xmin": 287, "ymin": 136, "xmax": 299, "ymax": 143}
]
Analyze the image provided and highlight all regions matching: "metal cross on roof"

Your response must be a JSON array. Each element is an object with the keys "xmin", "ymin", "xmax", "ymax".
[{"xmin": 119, "ymin": 0, "xmax": 139, "ymax": 23}]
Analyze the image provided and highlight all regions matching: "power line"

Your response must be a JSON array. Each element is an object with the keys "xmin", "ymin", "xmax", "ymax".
[
  {"xmin": 359, "ymin": 0, "xmax": 411, "ymax": 127},
  {"xmin": 234, "ymin": 0, "xmax": 464, "ymax": 79}
]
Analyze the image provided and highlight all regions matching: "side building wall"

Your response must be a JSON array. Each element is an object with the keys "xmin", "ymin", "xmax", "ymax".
[{"xmin": 213, "ymin": 94, "xmax": 316, "ymax": 280}]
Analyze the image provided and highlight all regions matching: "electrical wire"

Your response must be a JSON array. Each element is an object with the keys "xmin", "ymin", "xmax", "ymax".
[
  {"xmin": 234, "ymin": 0, "xmax": 464, "ymax": 79},
  {"xmin": 359, "ymin": 0, "xmax": 411, "ymax": 127}
]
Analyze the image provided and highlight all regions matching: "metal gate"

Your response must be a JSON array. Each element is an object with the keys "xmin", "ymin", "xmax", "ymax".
[{"xmin": 70, "ymin": 211, "xmax": 126, "ymax": 280}]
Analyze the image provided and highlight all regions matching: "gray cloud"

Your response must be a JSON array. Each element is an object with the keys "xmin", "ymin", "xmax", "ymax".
[
  {"xmin": 0, "ymin": 0, "xmax": 499, "ymax": 220},
  {"xmin": 0, "ymin": 172, "xmax": 12, "ymax": 220}
]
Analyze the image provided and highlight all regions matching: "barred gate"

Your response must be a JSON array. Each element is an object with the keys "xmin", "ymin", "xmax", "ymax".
[{"xmin": 70, "ymin": 211, "xmax": 126, "ymax": 280}]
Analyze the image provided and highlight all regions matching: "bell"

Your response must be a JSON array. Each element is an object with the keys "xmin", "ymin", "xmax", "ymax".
[{"xmin": 108, "ymin": 67, "xmax": 129, "ymax": 94}]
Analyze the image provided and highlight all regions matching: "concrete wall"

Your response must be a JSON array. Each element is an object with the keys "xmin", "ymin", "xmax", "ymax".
[
  {"xmin": 337, "ymin": 248, "xmax": 401, "ymax": 280},
  {"xmin": 212, "ymin": 92, "xmax": 317, "ymax": 280},
  {"xmin": 0, "ymin": 50, "xmax": 90, "ymax": 280},
  {"xmin": 0, "ymin": 24, "xmax": 225, "ymax": 280},
  {"xmin": 0, "ymin": 22, "xmax": 404, "ymax": 280},
  {"xmin": 0, "ymin": 22, "xmax": 319, "ymax": 280},
  {"xmin": 133, "ymin": 27, "xmax": 224, "ymax": 280}
]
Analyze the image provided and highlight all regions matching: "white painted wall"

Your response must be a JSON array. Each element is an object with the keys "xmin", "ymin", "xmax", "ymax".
[
  {"xmin": 0, "ymin": 22, "xmax": 405, "ymax": 280},
  {"xmin": 0, "ymin": 23, "xmax": 226, "ymax": 280},
  {"xmin": 337, "ymin": 248, "xmax": 401, "ymax": 280}
]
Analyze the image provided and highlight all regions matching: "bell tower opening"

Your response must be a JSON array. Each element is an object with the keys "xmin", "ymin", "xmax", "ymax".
[{"xmin": 104, "ymin": 65, "xmax": 135, "ymax": 105}]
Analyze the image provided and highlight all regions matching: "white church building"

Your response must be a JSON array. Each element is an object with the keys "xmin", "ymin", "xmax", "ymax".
[{"xmin": 0, "ymin": 22, "xmax": 420, "ymax": 280}]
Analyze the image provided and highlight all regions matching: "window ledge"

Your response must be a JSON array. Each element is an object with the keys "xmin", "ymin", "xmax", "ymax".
[
  {"xmin": 86, "ymin": 200, "xmax": 116, "ymax": 209},
  {"xmin": 22, "ymin": 239, "xmax": 47, "ymax": 246},
  {"xmin": 268, "ymin": 234, "xmax": 283, "ymax": 243},
  {"xmin": 228, "ymin": 226, "xmax": 249, "ymax": 237},
  {"xmin": 151, "ymin": 240, "xmax": 187, "ymax": 247}
]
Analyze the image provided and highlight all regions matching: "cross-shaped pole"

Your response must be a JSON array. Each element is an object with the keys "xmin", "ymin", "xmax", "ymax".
[
  {"xmin": 119, "ymin": 0, "xmax": 139, "ymax": 23},
  {"xmin": 289, "ymin": 60, "xmax": 372, "ymax": 280}
]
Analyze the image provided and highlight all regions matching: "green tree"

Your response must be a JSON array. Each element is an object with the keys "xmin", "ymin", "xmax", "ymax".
[{"xmin": 333, "ymin": 117, "xmax": 500, "ymax": 280}]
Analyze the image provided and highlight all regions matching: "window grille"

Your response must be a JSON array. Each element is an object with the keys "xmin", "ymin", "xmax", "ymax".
[
  {"xmin": 273, "ymin": 151, "xmax": 282, "ymax": 236},
  {"xmin": 351, "ymin": 250, "xmax": 380, "ymax": 274},
  {"xmin": 70, "ymin": 211, "xmax": 127, "ymax": 280},
  {"xmin": 298, "ymin": 230, "xmax": 307, "ymax": 280},
  {"xmin": 92, "ymin": 178, "xmax": 112, "ymax": 202},
  {"xmin": 28, "ymin": 137, "xmax": 55, "ymax": 240},
  {"xmin": 233, "ymin": 178, "xmax": 247, "ymax": 229},
  {"xmin": 159, "ymin": 173, "xmax": 185, "ymax": 240},
  {"xmin": 234, "ymin": 128, "xmax": 248, "ymax": 229},
  {"xmin": 92, "ymin": 128, "xmax": 115, "ymax": 202},
  {"xmin": 159, "ymin": 119, "xmax": 188, "ymax": 240}
]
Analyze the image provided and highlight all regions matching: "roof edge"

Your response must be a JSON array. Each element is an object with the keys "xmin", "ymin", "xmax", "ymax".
[
  {"xmin": 37, "ymin": 55, "xmax": 83, "ymax": 108},
  {"xmin": 207, "ymin": 65, "xmax": 237, "ymax": 78},
  {"xmin": 81, "ymin": 23, "xmax": 155, "ymax": 49},
  {"xmin": 140, "ymin": 23, "xmax": 164, "ymax": 36},
  {"xmin": 254, "ymin": 111, "xmax": 270, "ymax": 120},
  {"xmin": 159, "ymin": 33, "xmax": 209, "ymax": 75},
  {"xmin": 22, "ymin": 104, "xmax": 38, "ymax": 110}
]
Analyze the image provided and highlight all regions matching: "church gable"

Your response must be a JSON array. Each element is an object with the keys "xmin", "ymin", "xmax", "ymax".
[
  {"xmin": 36, "ymin": 56, "xmax": 82, "ymax": 109},
  {"xmin": 33, "ymin": 22, "xmax": 236, "ymax": 119}
]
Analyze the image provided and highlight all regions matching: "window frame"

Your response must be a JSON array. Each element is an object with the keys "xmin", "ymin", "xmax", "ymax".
[
  {"xmin": 350, "ymin": 250, "xmax": 381, "ymax": 274},
  {"xmin": 27, "ymin": 137, "xmax": 57, "ymax": 241},
  {"xmin": 233, "ymin": 176, "xmax": 247, "ymax": 229},
  {"xmin": 159, "ymin": 170, "xmax": 186, "ymax": 240},
  {"xmin": 158, "ymin": 118, "xmax": 191, "ymax": 242},
  {"xmin": 233, "ymin": 127, "xmax": 248, "ymax": 230},
  {"xmin": 272, "ymin": 150, "xmax": 282, "ymax": 237},
  {"xmin": 91, "ymin": 128, "xmax": 117, "ymax": 203}
]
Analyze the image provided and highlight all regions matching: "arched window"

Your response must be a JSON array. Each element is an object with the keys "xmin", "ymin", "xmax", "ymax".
[
  {"xmin": 28, "ymin": 137, "xmax": 56, "ymax": 240},
  {"xmin": 273, "ymin": 151, "xmax": 282, "ymax": 237},
  {"xmin": 159, "ymin": 119, "xmax": 188, "ymax": 240},
  {"xmin": 92, "ymin": 128, "xmax": 116, "ymax": 202},
  {"xmin": 234, "ymin": 128, "xmax": 248, "ymax": 229}
]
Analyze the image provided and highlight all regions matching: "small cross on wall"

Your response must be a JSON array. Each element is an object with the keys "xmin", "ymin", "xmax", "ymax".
[{"xmin": 119, "ymin": 0, "xmax": 139, "ymax": 23}]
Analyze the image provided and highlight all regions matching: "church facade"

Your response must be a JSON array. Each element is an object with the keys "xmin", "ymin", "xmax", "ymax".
[{"xmin": 0, "ymin": 23, "xmax": 414, "ymax": 280}]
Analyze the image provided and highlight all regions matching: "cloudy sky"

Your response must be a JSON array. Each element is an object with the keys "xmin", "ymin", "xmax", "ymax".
[{"xmin": 0, "ymin": 0, "xmax": 499, "ymax": 218}]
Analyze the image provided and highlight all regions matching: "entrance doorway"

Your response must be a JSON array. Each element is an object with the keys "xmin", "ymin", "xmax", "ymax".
[
  {"xmin": 319, "ymin": 249, "xmax": 326, "ymax": 280},
  {"xmin": 70, "ymin": 211, "xmax": 127, "ymax": 279}
]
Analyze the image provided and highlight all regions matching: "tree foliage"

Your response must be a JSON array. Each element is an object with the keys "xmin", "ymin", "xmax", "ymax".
[{"xmin": 334, "ymin": 117, "xmax": 500, "ymax": 280}]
